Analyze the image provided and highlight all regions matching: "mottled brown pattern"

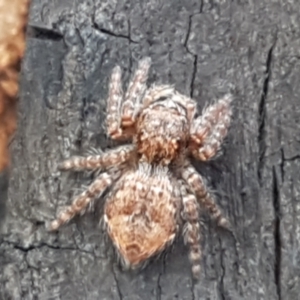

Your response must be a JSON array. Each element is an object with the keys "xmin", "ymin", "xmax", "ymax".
[
  {"xmin": 50, "ymin": 58, "xmax": 232, "ymax": 279},
  {"xmin": 105, "ymin": 166, "xmax": 179, "ymax": 266}
]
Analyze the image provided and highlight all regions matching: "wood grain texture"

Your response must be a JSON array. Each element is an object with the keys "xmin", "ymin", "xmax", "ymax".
[{"xmin": 1, "ymin": 0, "xmax": 300, "ymax": 299}]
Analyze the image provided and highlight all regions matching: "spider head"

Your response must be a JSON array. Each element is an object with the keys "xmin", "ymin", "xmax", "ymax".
[{"xmin": 135, "ymin": 94, "xmax": 193, "ymax": 165}]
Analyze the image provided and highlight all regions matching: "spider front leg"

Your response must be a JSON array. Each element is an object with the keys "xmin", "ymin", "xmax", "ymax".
[
  {"xmin": 106, "ymin": 64, "xmax": 124, "ymax": 139},
  {"xmin": 58, "ymin": 145, "xmax": 135, "ymax": 171},
  {"xmin": 49, "ymin": 171, "xmax": 113, "ymax": 231},
  {"xmin": 121, "ymin": 57, "xmax": 151, "ymax": 127},
  {"xmin": 180, "ymin": 183, "xmax": 202, "ymax": 279},
  {"xmin": 189, "ymin": 94, "xmax": 232, "ymax": 161},
  {"xmin": 106, "ymin": 58, "xmax": 151, "ymax": 140},
  {"xmin": 181, "ymin": 162, "xmax": 229, "ymax": 228}
]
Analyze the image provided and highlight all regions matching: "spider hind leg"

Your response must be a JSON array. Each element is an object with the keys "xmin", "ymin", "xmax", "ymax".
[
  {"xmin": 180, "ymin": 183, "xmax": 202, "ymax": 279},
  {"xmin": 181, "ymin": 162, "xmax": 229, "ymax": 228}
]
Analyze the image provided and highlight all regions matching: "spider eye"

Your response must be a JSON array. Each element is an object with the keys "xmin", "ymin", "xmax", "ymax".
[{"xmin": 155, "ymin": 96, "xmax": 168, "ymax": 103}]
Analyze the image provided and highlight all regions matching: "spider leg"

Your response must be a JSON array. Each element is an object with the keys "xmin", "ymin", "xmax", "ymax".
[
  {"xmin": 180, "ymin": 182, "xmax": 202, "ymax": 279},
  {"xmin": 121, "ymin": 57, "xmax": 151, "ymax": 127},
  {"xmin": 181, "ymin": 162, "xmax": 229, "ymax": 228},
  {"xmin": 49, "ymin": 172, "xmax": 113, "ymax": 231},
  {"xmin": 58, "ymin": 145, "xmax": 135, "ymax": 171},
  {"xmin": 106, "ymin": 64, "xmax": 124, "ymax": 139},
  {"xmin": 189, "ymin": 94, "xmax": 232, "ymax": 161}
]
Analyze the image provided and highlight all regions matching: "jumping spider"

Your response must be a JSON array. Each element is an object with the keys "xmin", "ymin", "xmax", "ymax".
[{"xmin": 49, "ymin": 57, "xmax": 233, "ymax": 279}]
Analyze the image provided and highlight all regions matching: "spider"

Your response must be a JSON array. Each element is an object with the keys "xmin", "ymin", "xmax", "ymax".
[{"xmin": 49, "ymin": 57, "xmax": 233, "ymax": 279}]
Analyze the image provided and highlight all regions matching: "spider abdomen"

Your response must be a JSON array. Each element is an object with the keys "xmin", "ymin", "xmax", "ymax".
[{"xmin": 104, "ymin": 166, "xmax": 179, "ymax": 267}]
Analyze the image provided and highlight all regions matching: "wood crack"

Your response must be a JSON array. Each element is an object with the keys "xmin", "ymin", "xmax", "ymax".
[
  {"xmin": 257, "ymin": 38, "xmax": 277, "ymax": 182},
  {"xmin": 272, "ymin": 167, "xmax": 281, "ymax": 300}
]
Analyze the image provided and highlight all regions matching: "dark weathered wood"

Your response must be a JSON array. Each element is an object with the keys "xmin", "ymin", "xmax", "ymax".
[{"xmin": 1, "ymin": 0, "xmax": 300, "ymax": 299}]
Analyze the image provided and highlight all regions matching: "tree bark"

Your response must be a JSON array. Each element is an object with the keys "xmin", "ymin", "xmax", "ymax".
[{"xmin": 1, "ymin": 0, "xmax": 300, "ymax": 299}]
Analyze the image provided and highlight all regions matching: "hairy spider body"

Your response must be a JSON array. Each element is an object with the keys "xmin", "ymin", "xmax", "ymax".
[
  {"xmin": 50, "ymin": 57, "xmax": 233, "ymax": 279},
  {"xmin": 104, "ymin": 165, "xmax": 180, "ymax": 267}
]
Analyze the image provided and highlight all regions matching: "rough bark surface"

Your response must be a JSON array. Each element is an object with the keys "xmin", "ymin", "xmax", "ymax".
[{"xmin": 1, "ymin": 0, "xmax": 300, "ymax": 299}]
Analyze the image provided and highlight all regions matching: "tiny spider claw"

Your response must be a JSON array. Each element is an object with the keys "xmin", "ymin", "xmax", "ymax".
[
  {"xmin": 57, "ymin": 161, "xmax": 68, "ymax": 170},
  {"xmin": 223, "ymin": 93, "xmax": 233, "ymax": 103},
  {"xmin": 109, "ymin": 130, "xmax": 122, "ymax": 139},
  {"xmin": 217, "ymin": 217, "xmax": 230, "ymax": 228},
  {"xmin": 138, "ymin": 56, "xmax": 152, "ymax": 69},
  {"xmin": 142, "ymin": 56, "xmax": 152, "ymax": 63},
  {"xmin": 121, "ymin": 115, "xmax": 135, "ymax": 127},
  {"xmin": 46, "ymin": 220, "xmax": 59, "ymax": 232},
  {"xmin": 192, "ymin": 265, "xmax": 201, "ymax": 280}
]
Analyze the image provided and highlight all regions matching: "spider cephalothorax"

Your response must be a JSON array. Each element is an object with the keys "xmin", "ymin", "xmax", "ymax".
[
  {"xmin": 135, "ymin": 88, "xmax": 194, "ymax": 165},
  {"xmin": 49, "ymin": 57, "xmax": 232, "ymax": 279}
]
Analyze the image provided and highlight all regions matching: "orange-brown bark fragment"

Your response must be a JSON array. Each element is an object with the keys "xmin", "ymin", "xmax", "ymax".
[{"xmin": 0, "ymin": 0, "xmax": 30, "ymax": 170}]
